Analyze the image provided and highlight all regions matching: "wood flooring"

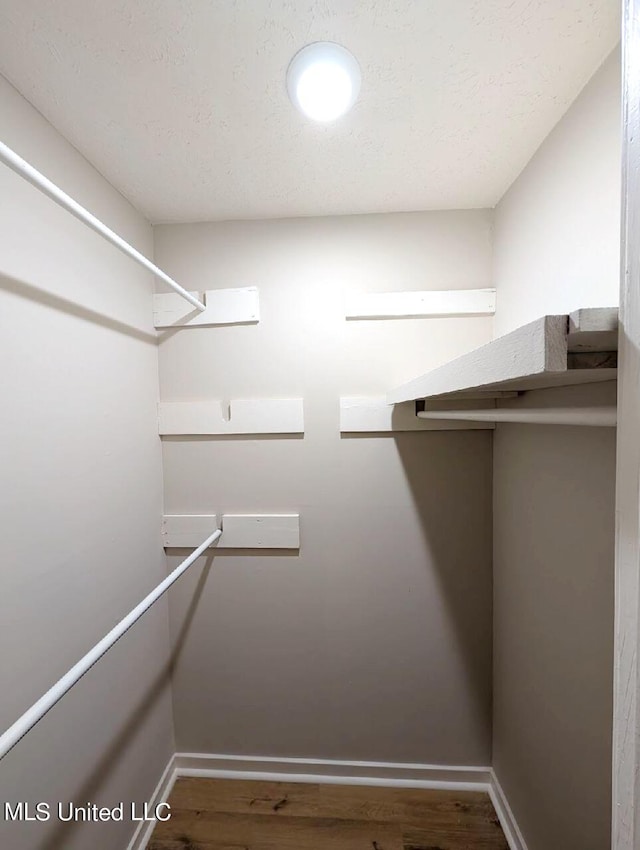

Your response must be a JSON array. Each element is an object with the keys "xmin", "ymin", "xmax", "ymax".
[{"xmin": 148, "ymin": 777, "xmax": 509, "ymax": 850}]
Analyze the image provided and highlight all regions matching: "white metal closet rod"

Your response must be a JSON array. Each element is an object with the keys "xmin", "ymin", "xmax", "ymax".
[
  {"xmin": 0, "ymin": 527, "xmax": 221, "ymax": 761},
  {"xmin": 0, "ymin": 140, "xmax": 205, "ymax": 312},
  {"xmin": 417, "ymin": 407, "xmax": 617, "ymax": 427}
]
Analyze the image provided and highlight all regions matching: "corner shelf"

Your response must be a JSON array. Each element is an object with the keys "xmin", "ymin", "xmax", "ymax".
[
  {"xmin": 387, "ymin": 308, "xmax": 617, "ymax": 402},
  {"xmin": 386, "ymin": 308, "xmax": 618, "ymax": 427}
]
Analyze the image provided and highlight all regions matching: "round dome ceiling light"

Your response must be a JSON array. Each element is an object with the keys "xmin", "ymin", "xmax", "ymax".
[{"xmin": 286, "ymin": 42, "xmax": 361, "ymax": 122}]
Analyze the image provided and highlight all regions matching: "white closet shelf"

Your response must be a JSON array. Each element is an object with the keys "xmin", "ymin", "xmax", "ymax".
[{"xmin": 387, "ymin": 307, "xmax": 618, "ymax": 405}]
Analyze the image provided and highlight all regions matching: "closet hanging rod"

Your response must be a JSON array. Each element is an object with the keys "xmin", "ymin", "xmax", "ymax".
[
  {"xmin": 0, "ymin": 140, "xmax": 205, "ymax": 312},
  {"xmin": 0, "ymin": 526, "xmax": 221, "ymax": 761},
  {"xmin": 417, "ymin": 407, "xmax": 617, "ymax": 427}
]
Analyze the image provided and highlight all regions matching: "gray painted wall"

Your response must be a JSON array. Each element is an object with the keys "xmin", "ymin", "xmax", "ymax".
[
  {"xmin": 491, "ymin": 49, "xmax": 620, "ymax": 850},
  {"xmin": 493, "ymin": 424, "xmax": 615, "ymax": 849},
  {"xmin": 0, "ymin": 76, "xmax": 174, "ymax": 849},
  {"xmin": 155, "ymin": 211, "xmax": 495, "ymax": 764},
  {"xmin": 494, "ymin": 48, "xmax": 621, "ymax": 336}
]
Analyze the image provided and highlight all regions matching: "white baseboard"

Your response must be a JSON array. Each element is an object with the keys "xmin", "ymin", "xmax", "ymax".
[
  {"xmin": 126, "ymin": 755, "xmax": 177, "ymax": 850},
  {"xmin": 174, "ymin": 752, "xmax": 491, "ymax": 790},
  {"xmin": 131, "ymin": 752, "xmax": 526, "ymax": 850},
  {"xmin": 489, "ymin": 769, "xmax": 529, "ymax": 850}
]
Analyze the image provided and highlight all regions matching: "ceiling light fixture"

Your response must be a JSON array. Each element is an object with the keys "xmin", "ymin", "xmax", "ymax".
[{"xmin": 286, "ymin": 42, "xmax": 361, "ymax": 123}]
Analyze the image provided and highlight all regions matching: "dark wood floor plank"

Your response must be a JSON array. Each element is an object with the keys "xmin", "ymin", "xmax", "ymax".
[
  {"xmin": 316, "ymin": 783, "xmax": 497, "ymax": 825},
  {"xmin": 148, "ymin": 777, "xmax": 508, "ymax": 850},
  {"xmin": 148, "ymin": 841, "xmax": 241, "ymax": 850},
  {"xmin": 403, "ymin": 817, "xmax": 509, "ymax": 850},
  {"xmin": 151, "ymin": 809, "xmax": 403, "ymax": 850},
  {"xmin": 168, "ymin": 777, "xmax": 320, "ymax": 817}
]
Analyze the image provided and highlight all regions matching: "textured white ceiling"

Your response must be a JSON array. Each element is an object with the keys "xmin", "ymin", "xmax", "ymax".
[{"xmin": 0, "ymin": 1, "xmax": 620, "ymax": 223}]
